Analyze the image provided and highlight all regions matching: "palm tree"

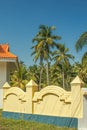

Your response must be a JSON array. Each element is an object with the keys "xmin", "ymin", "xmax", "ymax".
[
  {"xmin": 53, "ymin": 44, "xmax": 74, "ymax": 89},
  {"xmin": 80, "ymin": 52, "xmax": 87, "ymax": 85},
  {"xmin": 31, "ymin": 43, "xmax": 44, "ymax": 89},
  {"xmin": 82, "ymin": 52, "xmax": 87, "ymax": 65},
  {"xmin": 32, "ymin": 25, "xmax": 61, "ymax": 86},
  {"xmin": 75, "ymin": 32, "xmax": 87, "ymax": 52},
  {"xmin": 75, "ymin": 31, "xmax": 87, "ymax": 86}
]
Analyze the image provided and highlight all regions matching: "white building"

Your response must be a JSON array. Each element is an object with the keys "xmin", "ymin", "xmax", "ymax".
[{"xmin": 0, "ymin": 43, "xmax": 18, "ymax": 108}]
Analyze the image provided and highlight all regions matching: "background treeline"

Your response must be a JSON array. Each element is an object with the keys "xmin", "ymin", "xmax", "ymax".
[{"xmin": 10, "ymin": 25, "xmax": 87, "ymax": 91}]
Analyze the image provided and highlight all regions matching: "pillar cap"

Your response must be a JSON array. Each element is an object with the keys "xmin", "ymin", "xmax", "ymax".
[
  {"xmin": 3, "ymin": 82, "xmax": 11, "ymax": 88},
  {"xmin": 71, "ymin": 76, "xmax": 84, "ymax": 85},
  {"xmin": 26, "ymin": 79, "xmax": 38, "ymax": 88}
]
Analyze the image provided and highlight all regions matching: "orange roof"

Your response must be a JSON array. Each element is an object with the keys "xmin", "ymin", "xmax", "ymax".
[{"xmin": 0, "ymin": 44, "xmax": 18, "ymax": 59}]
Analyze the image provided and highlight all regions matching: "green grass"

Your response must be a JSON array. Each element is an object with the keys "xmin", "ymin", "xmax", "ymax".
[{"xmin": 0, "ymin": 109, "xmax": 77, "ymax": 130}]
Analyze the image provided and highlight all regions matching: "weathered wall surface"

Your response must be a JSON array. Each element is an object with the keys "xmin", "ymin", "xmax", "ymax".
[
  {"xmin": 33, "ymin": 86, "xmax": 71, "ymax": 117},
  {"xmin": 3, "ymin": 86, "xmax": 26, "ymax": 113}
]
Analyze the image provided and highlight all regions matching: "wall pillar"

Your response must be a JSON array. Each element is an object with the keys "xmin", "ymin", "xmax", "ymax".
[
  {"xmin": 70, "ymin": 76, "xmax": 84, "ymax": 118},
  {"xmin": 3, "ymin": 82, "xmax": 11, "ymax": 110},
  {"xmin": 25, "ymin": 79, "xmax": 38, "ymax": 114}
]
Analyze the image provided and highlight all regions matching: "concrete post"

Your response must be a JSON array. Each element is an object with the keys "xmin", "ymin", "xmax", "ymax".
[
  {"xmin": 25, "ymin": 79, "xmax": 38, "ymax": 114},
  {"xmin": 70, "ymin": 76, "xmax": 84, "ymax": 118}
]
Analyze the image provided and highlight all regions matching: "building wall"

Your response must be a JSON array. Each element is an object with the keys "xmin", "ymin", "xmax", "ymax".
[
  {"xmin": 0, "ymin": 62, "xmax": 7, "ymax": 89},
  {"xmin": 0, "ymin": 62, "xmax": 7, "ymax": 108}
]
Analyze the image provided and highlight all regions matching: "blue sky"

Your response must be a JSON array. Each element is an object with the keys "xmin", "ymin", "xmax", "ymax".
[{"xmin": 0, "ymin": 0, "xmax": 87, "ymax": 66}]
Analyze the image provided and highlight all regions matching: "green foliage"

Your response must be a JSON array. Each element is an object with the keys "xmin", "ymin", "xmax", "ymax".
[
  {"xmin": 10, "ymin": 52, "xmax": 87, "ymax": 91},
  {"xmin": 10, "ymin": 61, "xmax": 28, "ymax": 91},
  {"xmin": 27, "ymin": 65, "xmax": 40, "ymax": 82}
]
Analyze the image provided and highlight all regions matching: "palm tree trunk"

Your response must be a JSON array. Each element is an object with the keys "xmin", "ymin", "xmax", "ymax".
[
  {"xmin": 62, "ymin": 64, "xmax": 65, "ymax": 89},
  {"xmin": 46, "ymin": 59, "xmax": 49, "ymax": 86},
  {"xmin": 62, "ymin": 71, "xmax": 65, "ymax": 89},
  {"xmin": 39, "ymin": 58, "xmax": 43, "ymax": 90},
  {"xmin": 39, "ymin": 67, "xmax": 43, "ymax": 90}
]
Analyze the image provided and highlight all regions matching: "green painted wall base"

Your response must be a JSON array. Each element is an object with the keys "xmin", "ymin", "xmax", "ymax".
[{"xmin": 2, "ymin": 111, "xmax": 78, "ymax": 128}]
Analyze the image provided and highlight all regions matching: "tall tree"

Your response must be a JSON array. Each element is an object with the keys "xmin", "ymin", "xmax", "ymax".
[
  {"xmin": 53, "ymin": 44, "xmax": 74, "ymax": 89},
  {"xmin": 31, "ymin": 42, "xmax": 44, "ymax": 90},
  {"xmin": 32, "ymin": 25, "xmax": 61, "ymax": 86},
  {"xmin": 75, "ymin": 32, "xmax": 87, "ymax": 86},
  {"xmin": 80, "ymin": 52, "xmax": 87, "ymax": 85},
  {"xmin": 75, "ymin": 32, "xmax": 87, "ymax": 52}
]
